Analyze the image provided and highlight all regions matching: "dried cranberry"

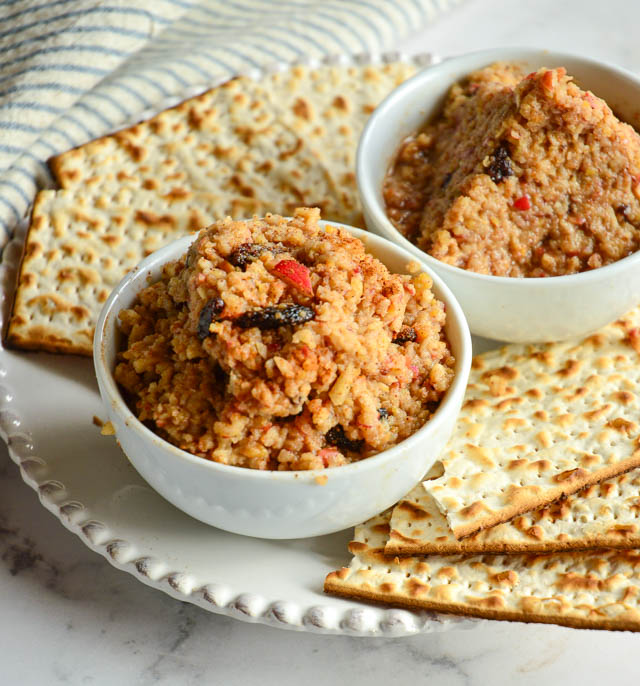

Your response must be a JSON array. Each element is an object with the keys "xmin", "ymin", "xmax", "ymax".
[
  {"xmin": 197, "ymin": 298, "xmax": 225, "ymax": 340},
  {"xmin": 393, "ymin": 326, "xmax": 418, "ymax": 345},
  {"xmin": 325, "ymin": 425, "xmax": 364, "ymax": 453},
  {"xmin": 234, "ymin": 304, "xmax": 314, "ymax": 330},
  {"xmin": 487, "ymin": 144, "xmax": 513, "ymax": 183}
]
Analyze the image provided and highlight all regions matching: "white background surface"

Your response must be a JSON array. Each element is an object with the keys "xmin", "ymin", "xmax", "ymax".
[{"xmin": 4, "ymin": 1, "xmax": 640, "ymax": 684}]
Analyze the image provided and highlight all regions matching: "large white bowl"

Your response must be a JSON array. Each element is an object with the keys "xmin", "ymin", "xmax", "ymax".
[
  {"xmin": 93, "ymin": 221, "xmax": 471, "ymax": 539},
  {"xmin": 358, "ymin": 47, "xmax": 640, "ymax": 343}
]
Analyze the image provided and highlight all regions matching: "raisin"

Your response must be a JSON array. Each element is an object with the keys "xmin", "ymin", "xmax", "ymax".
[
  {"xmin": 378, "ymin": 408, "xmax": 389, "ymax": 420},
  {"xmin": 280, "ymin": 409, "xmax": 304, "ymax": 423},
  {"xmin": 228, "ymin": 242, "xmax": 286, "ymax": 269},
  {"xmin": 227, "ymin": 243, "xmax": 268, "ymax": 269},
  {"xmin": 487, "ymin": 144, "xmax": 513, "ymax": 183},
  {"xmin": 325, "ymin": 425, "xmax": 364, "ymax": 453},
  {"xmin": 426, "ymin": 400, "xmax": 440, "ymax": 415},
  {"xmin": 393, "ymin": 326, "xmax": 417, "ymax": 344},
  {"xmin": 616, "ymin": 204, "xmax": 631, "ymax": 221},
  {"xmin": 234, "ymin": 304, "xmax": 314, "ymax": 330},
  {"xmin": 197, "ymin": 297, "xmax": 225, "ymax": 340},
  {"xmin": 212, "ymin": 362, "xmax": 228, "ymax": 387},
  {"xmin": 441, "ymin": 172, "xmax": 453, "ymax": 189}
]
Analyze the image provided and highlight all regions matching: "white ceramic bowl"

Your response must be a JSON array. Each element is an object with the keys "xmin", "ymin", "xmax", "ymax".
[
  {"xmin": 358, "ymin": 47, "xmax": 640, "ymax": 343},
  {"xmin": 94, "ymin": 221, "xmax": 471, "ymax": 539}
]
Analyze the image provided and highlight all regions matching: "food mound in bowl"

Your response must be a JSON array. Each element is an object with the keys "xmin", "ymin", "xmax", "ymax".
[
  {"xmin": 384, "ymin": 62, "xmax": 640, "ymax": 277},
  {"xmin": 115, "ymin": 208, "xmax": 455, "ymax": 471}
]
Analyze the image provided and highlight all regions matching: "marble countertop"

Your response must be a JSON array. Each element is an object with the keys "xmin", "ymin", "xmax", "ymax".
[{"xmin": 4, "ymin": 1, "xmax": 640, "ymax": 684}]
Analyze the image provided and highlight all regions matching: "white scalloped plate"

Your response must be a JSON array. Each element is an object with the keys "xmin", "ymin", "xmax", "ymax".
[{"xmin": 0, "ymin": 53, "xmax": 493, "ymax": 637}]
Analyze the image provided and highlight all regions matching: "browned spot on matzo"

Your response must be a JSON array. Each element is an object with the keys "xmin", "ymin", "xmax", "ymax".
[
  {"xmin": 460, "ymin": 501, "xmax": 490, "ymax": 519},
  {"xmin": 607, "ymin": 524, "xmax": 637, "ymax": 537},
  {"xmin": 557, "ymin": 359, "xmax": 582, "ymax": 377},
  {"xmin": 135, "ymin": 210, "xmax": 176, "ymax": 227},
  {"xmin": 491, "ymin": 570, "xmax": 518, "ymax": 586},
  {"xmin": 482, "ymin": 365, "xmax": 519, "ymax": 381},
  {"xmin": 607, "ymin": 418, "xmax": 638, "ymax": 435},
  {"xmin": 554, "ymin": 468, "xmax": 588, "ymax": 483},
  {"xmin": 503, "ymin": 417, "xmax": 527, "ymax": 431},
  {"xmin": 612, "ymin": 390, "xmax": 635, "ymax": 405},
  {"xmin": 396, "ymin": 500, "xmax": 429, "ymax": 520},
  {"xmin": 388, "ymin": 529, "xmax": 419, "ymax": 545},
  {"xmin": 525, "ymin": 526, "xmax": 544, "ymax": 540},
  {"xmin": 466, "ymin": 594, "xmax": 505, "ymax": 609},
  {"xmin": 463, "ymin": 398, "xmax": 489, "ymax": 414},
  {"xmin": 406, "ymin": 578, "xmax": 429, "ymax": 597}
]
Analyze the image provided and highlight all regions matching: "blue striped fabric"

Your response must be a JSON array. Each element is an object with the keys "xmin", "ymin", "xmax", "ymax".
[{"xmin": 0, "ymin": 0, "xmax": 459, "ymax": 244}]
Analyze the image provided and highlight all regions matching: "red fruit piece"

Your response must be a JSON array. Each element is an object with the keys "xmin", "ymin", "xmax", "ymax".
[
  {"xmin": 271, "ymin": 259, "xmax": 313, "ymax": 296},
  {"xmin": 513, "ymin": 195, "xmax": 531, "ymax": 211},
  {"xmin": 319, "ymin": 448, "xmax": 338, "ymax": 467},
  {"xmin": 541, "ymin": 69, "xmax": 563, "ymax": 91}
]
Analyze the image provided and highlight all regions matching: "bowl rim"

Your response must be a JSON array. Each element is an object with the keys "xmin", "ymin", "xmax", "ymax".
[
  {"xmin": 357, "ymin": 46, "xmax": 640, "ymax": 287},
  {"xmin": 93, "ymin": 219, "xmax": 472, "ymax": 483}
]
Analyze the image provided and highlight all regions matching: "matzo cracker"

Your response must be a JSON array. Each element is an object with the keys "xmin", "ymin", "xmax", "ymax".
[
  {"xmin": 49, "ymin": 62, "xmax": 419, "ymax": 229},
  {"xmin": 422, "ymin": 310, "xmax": 640, "ymax": 539},
  {"xmin": 268, "ymin": 62, "xmax": 418, "ymax": 226},
  {"xmin": 325, "ymin": 511, "xmax": 640, "ymax": 631},
  {"xmin": 387, "ymin": 468, "xmax": 640, "ymax": 555},
  {"xmin": 7, "ymin": 188, "xmax": 222, "ymax": 355}
]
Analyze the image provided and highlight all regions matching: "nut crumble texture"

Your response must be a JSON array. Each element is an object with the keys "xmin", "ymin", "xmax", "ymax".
[
  {"xmin": 384, "ymin": 63, "xmax": 640, "ymax": 277},
  {"xmin": 115, "ymin": 209, "xmax": 454, "ymax": 470}
]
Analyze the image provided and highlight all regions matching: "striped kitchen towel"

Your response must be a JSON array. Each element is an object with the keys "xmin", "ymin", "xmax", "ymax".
[{"xmin": 0, "ymin": 0, "xmax": 460, "ymax": 246}]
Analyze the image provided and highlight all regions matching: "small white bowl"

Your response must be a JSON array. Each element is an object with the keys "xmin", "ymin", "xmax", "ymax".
[
  {"xmin": 93, "ymin": 221, "xmax": 471, "ymax": 539},
  {"xmin": 358, "ymin": 47, "xmax": 640, "ymax": 343}
]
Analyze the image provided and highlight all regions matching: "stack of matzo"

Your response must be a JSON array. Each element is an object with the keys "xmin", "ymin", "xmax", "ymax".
[
  {"xmin": 325, "ymin": 308, "xmax": 640, "ymax": 630},
  {"xmin": 7, "ymin": 62, "xmax": 418, "ymax": 355}
]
